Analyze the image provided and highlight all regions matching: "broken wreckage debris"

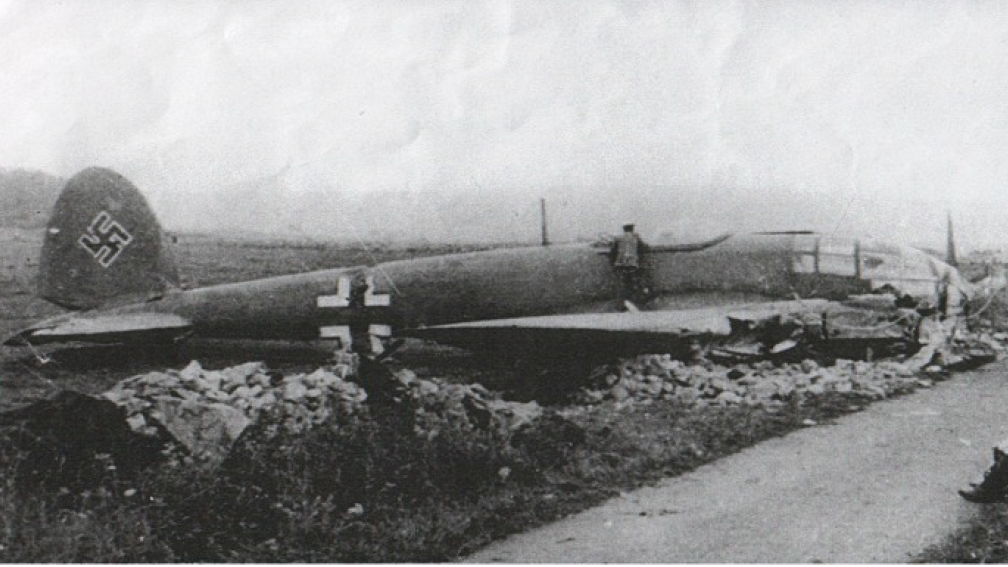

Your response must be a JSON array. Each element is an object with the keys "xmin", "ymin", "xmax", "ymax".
[{"xmin": 582, "ymin": 308, "xmax": 1007, "ymax": 407}]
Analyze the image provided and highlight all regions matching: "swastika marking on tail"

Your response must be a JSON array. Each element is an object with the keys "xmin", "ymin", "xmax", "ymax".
[{"xmin": 78, "ymin": 211, "xmax": 133, "ymax": 268}]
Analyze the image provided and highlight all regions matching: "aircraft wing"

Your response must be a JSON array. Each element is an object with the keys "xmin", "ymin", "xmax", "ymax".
[
  {"xmin": 4, "ymin": 312, "xmax": 193, "ymax": 346},
  {"xmin": 406, "ymin": 299, "xmax": 832, "ymax": 357}
]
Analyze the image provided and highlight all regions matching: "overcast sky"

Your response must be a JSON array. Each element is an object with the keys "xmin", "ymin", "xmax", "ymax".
[{"xmin": 2, "ymin": 0, "xmax": 1007, "ymax": 248}]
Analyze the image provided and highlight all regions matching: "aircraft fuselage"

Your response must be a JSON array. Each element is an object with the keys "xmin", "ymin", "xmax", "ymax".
[{"xmin": 19, "ymin": 232, "xmax": 967, "ymax": 349}]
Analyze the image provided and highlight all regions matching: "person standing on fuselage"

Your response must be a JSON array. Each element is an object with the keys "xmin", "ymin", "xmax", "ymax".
[{"xmin": 610, "ymin": 223, "xmax": 648, "ymax": 311}]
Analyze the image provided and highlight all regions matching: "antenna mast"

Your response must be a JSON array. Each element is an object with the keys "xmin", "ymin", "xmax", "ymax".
[
  {"xmin": 946, "ymin": 210, "xmax": 957, "ymax": 267},
  {"xmin": 540, "ymin": 198, "xmax": 549, "ymax": 246}
]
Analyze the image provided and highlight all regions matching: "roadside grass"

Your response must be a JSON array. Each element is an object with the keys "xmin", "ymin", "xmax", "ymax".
[
  {"xmin": 0, "ymin": 443, "xmax": 173, "ymax": 562},
  {"xmin": 914, "ymin": 505, "xmax": 1008, "ymax": 563},
  {"xmin": 1, "ymin": 389, "xmax": 887, "ymax": 562}
]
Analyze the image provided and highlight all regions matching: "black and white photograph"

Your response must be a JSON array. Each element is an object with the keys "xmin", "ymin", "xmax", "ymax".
[{"xmin": 3, "ymin": 0, "xmax": 1008, "ymax": 562}]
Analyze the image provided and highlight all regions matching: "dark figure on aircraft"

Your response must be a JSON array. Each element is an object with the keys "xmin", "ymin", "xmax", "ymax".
[
  {"xmin": 960, "ymin": 440, "xmax": 1008, "ymax": 503},
  {"xmin": 610, "ymin": 223, "xmax": 648, "ymax": 310}
]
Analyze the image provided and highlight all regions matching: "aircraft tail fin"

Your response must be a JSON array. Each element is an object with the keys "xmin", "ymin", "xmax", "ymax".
[{"xmin": 38, "ymin": 167, "xmax": 180, "ymax": 310}]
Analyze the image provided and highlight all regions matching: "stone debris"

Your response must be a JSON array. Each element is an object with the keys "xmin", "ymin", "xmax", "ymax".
[
  {"xmin": 581, "ymin": 325, "xmax": 1008, "ymax": 409},
  {"xmin": 391, "ymin": 368, "xmax": 542, "ymax": 438},
  {"xmin": 581, "ymin": 354, "xmax": 931, "ymax": 408},
  {"xmin": 100, "ymin": 355, "xmax": 541, "ymax": 460},
  {"xmin": 103, "ymin": 359, "xmax": 367, "ymax": 460}
]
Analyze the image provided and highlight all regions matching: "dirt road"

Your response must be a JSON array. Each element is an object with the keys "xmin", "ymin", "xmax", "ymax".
[{"xmin": 468, "ymin": 362, "xmax": 1008, "ymax": 563}]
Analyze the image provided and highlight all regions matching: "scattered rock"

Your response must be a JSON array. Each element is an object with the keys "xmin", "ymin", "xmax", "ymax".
[
  {"xmin": 154, "ymin": 398, "xmax": 252, "ymax": 462},
  {"xmin": 283, "ymin": 380, "xmax": 308, "ymax": 401},
  {"xmin": 715, "ymin": 391, "xmax": 743, "ymax": 406},
  {"xmin": 392, "ymin": 369, "xmax": 543, "ymax": 438},
  {"xmin": 576, "ymin": 339, "xmax": 989, "ymax": 409}
]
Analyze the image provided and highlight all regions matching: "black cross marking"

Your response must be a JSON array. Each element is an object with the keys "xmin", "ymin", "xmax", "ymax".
[
  {"xmin": 78, "ymin": 211, "xmax": 133, "ymax": 268},
  {"xmin": 316, "ymin": 275, "xmax": 392, "ymax": 352}
]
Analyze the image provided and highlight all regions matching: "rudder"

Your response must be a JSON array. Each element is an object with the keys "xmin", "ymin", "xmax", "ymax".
[{"xmin": 39, "ymin": 167, "xmax": 180, "ymax": 310}]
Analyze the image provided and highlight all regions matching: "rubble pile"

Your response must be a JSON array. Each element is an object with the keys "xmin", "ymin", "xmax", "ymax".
[
  {"xmin": 103, "ymin": 359, "xmax": 367, "ymax": 460},
  {"xmin": 391, "ymin": 368, "xmax": 542, "ymax": 438},
  {"xmin": 581, "ymin": 354, "xmax": 935, "ymax": 407},
  {"xmin": 98, "ymin": 355, "xmax": 542, "ymax": 460}
]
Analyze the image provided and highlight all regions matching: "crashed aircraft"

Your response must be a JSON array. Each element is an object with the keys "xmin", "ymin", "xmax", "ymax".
[{"xmin": 3, "ymin": 167, "xmax": 986, "ymax": 361}]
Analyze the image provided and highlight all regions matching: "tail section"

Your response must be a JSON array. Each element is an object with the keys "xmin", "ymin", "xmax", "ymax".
[{"xmin": 38, "ymin": 167, "xmax": 180, "ymax": 310}]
